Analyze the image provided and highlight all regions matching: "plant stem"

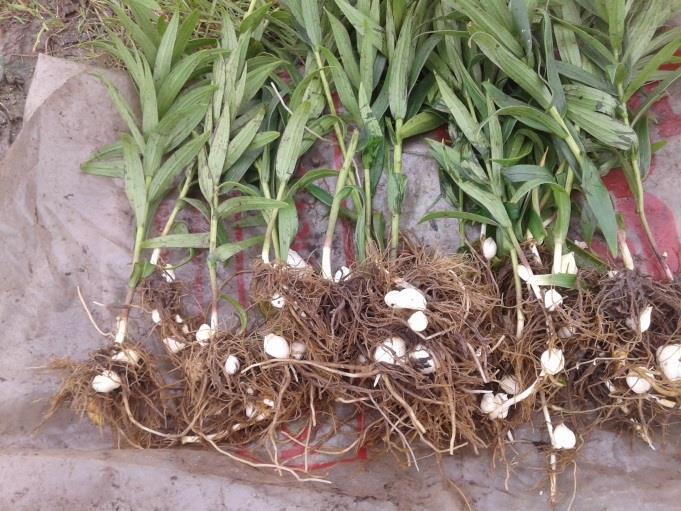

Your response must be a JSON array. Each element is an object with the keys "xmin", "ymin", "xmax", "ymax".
[
  {"xmin": 262, "ymin": 182, "xmax": 287, "ymax": 264},
  {"xmin": 390, "ymin": 120, "xmax": 404, "ymax": 258},
  {"xmin": 208, "ymin": 192, "xmax": 219, "ymax": 333},
  {"xmin": 322, "ymin": 130, "xmax": 359, "ymax": 279},
  {"xmin": 150, "ymin": 167, "xmax": 195, "ymax": 265},
  {"xmin": 115, "ymin": 222, "xmax": 146, "ymax": 343},
  {"xmin": 617, "ymin": 81, "xmax": 673, "ymax": 280},
  {"xmin": 508, "ymin": 242, "xmax": 525, "ymax": 337}
]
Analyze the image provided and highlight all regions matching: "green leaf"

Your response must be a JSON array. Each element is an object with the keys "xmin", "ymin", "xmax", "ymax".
[
  {"xmin": 148, "ymin": 133, "xmax": 208, "ymax": 203},
  {"xmin": 388, "ymin": 10, "xmax": 414, "ymax": 120},
  {"xmin": 213, "ymin": 236, "xmax": 264, "ymax": 262},
  {"xmin": 529, "ymin": 273, "xmax": 577, "ymax": 289},
  {"xmin": 419, "ymin": 210, "xmax": 499, "ymax": 226},
  {"xmin": 286, "ymin": 168, "xmax": 338, "ymax": 198},
  {"xmin": 606, "ymin": 0, "xmax": 625, "ymax": 54},
  {"xmin": 458, "ymin": 181, "xmax": 512, "ymax": 229},
  {"xmin": 625, "ymin": 38, "xmax": 681, "ymax": 100},
  {"xmin": 398, "ymin": 111, "xmax": 443, "ymax": 140},
  {"xmin": 172, "ymin": 10, "xmax": 199, "ymax": 63},
  {"xmin": 217, "ymin": 196, "xmax": 287, "ymax": 219},
  {"xmin": 474, "ymin": 33, "xmax": 552, "ymax": 109},
  {"xmin": 96, "ymin": 75, "xmax": 145, "ymax": 150},
  {"xmin": 436, "ymin": 74, "xmax": 489, "ymax": 153},
  {"xmin": 509, "ymin": 178, "xmax": 554, "ymax": 202},
  {"xmin": 632, "ymin": 67, "xmax": 681, "ymax": 125},
  {"xmin": 153, "ymin": 11, "xmax": 179, "ymax": 84},
  {"xmin": 121, "ymin": 135, "xmax": 147, "ymax": 229},
  {"xmin": 275, "ymin": 101, "xmax": 312, "ymax": 183},
  {"xmin": 554, "ymin": 61, "xmax": 616, "ymax": 94},
  {"xmin": 240, "ymin": 3, "xmax": 271, "ymax": 33},
  {"xmin": 208, "ymin": 101, "xmax": 231, "ymax": 185},
  {"xmin": 455, "ymin": 0, "xmax": 524, "ymax": 57},
  {"xmin": 143, "ymin": 233, "xmax": 209, "ymax": 249},
  {"xmin": 142, "ymin": 132, "xmax": 163, "ymax": 177},
  {"xmin": 320, "ymin": 47, "xmax": 361, "ymax": 123},
  {"xmin": 110, "ymin": 2, "xmax": 157, "ymax": 63},
  {"xmin": 224, "ymin": 105, "xmax": 265, "ymax": 172},
  {"xmin": 567, "ymin": 104, "xmax": 637, "ymax": 150},
  {"xmin": 301, "ymin": 0, "xmax": 322, "ymax": 47},
  {"xmin": 157, "ymin": 49, "xmax": 225, "ymax": 115},
  {"xmin": 334, "ymin": 0, "xmax": 384, "ymax": 51},
  {"xmin": 582, "ymin": 158, "xmax": 618, "ymax": 254},
  {"xmin": 327, "ymin": 10, "xmax": 360, "ymax": 88},
  {"xmin": 278, "ymin": 203, "xmax": 298, "ymax": 261},
  {"xmin": 510, "ymin": 0, "xmax": 532, "ymax": 57},
  {"xmin": 306, "ymin": 184, "xmax": 358, "ymax": 222},
  {"xmin": 543, "ymin": 13, "xmax": 566, "ymax": 114},
  {"xmin": 493, "ymin": 105, "xmax": 567, "ymax": 136}
]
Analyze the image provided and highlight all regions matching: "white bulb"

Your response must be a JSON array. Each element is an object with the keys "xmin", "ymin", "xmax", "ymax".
[
  {"xmin": 174, "ymin": 314, "xmax": 184, "ymax": 323},
  {"xmin": 291, "ymin": 341, "xmax": 306, "ymax": 360},
  {"xmin": 657, "ymin": 344, "xmax": 681, "ymax": 382},
  {"xmin": 271, "ymin": 293, "xmax": 285, "ymax": 309},
  {"xmin": 407, "ymin": 311, "xmax": 428, "ymax": 332},
  {"xmin": 553, "ymin": 423, "xmax": 576, "ymax": 449},
  {"xmin": 263, "ymin": 333, "xmax": 290, "ymax": 359},
  {"xmin": 517, "ymin": 265, "xmax": 532, "ymax": 282},
  {"xmin": 557, "ymin": 325, "xmax": 575, "ymax": 339},
  {"xmin": 112, "ymin": 349, "xmax": 141, "ymax": 366},
  {"xmin": 561, "ymin": 252, "xmax": 578, "ymax": 275},
  {"xmin": 162, "ymin": 264, "xmax": 176, "ymax": 283},
  {"xmin": 480, "ymin": 392, "xmax": 509, "ymax": 419},
  {"xmin": 482, "ymin": 238, "xmax": 497, "ymax": 260},
  {"xmin": 499, "ymin": 375, "xmax": 520, "ymax": 395},
  {"xmin": 163, "ymin": 337, "xmax": 186, "ymax": 353},
  {"xmin": 196, "ymin": 323, "xmax": 213, "ymax": 344},
  {"xmin": 384, "ymin": 288, "xmax": 427, "ymax": 311},
  {"xmin": 544, "ymin": 289, "xmax": 563, "ymax": 312},
  {"xmin": 263, "ymin": 398, "xmax": 275, "ymax": 408},
  {"xmin": 639, "ymin": 305, "xmax": 652, "ymax": 333},
  {"xmin": 334, "ymin": 266, "xmax": 351, "ymax": 282},
  {"xmin": 92, "ymin": 371, "xmax": 122, "ymax": 393},
  {"xmin": 408, "ymin": 344, "xmax": 438, "ymax": 374},
  {"xmin": 286, "ymin": 249, "xmax": 307, "ymax": 270},
  {"xmin": 224, "ymin": 355, "xmax": 240, "ymax": 375},
  {"xmin": 541, "ymin": 348, "xmax": 565, "ymax": 376},
  {"xmin": 373, "ymin": 337, "xmax": 407, "ymax": 365},
  {"xmin": 626, "ymin": 367, "xmax": 653, "ymax": 394},
  {"xmin": 151, "ymin": 309, "xmax": 161, "ymax": 324}
]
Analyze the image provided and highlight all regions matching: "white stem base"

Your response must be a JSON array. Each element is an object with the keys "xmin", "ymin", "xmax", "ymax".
[
  {"xmin": 321, "ymin": 246, "xmax": 332, "ymax": 280},
  {"xmin": 114, "ymin": 317, "xmax": 127, "ymax": 344}
]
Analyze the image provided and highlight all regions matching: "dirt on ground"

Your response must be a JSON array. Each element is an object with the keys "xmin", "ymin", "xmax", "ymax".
[{"xmin": 0, "ymin": 0, "xmax": 105, "ymax": 160}]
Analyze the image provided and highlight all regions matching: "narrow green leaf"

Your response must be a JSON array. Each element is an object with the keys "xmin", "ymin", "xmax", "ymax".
[
  {"xmin": 149, "ymin": 133, "xmax": 208, "ymax": 202},
  {"xmin": 503, "ymin": 164, "xmax": 554, "ymax": 182},
  {"xmin": 172, "ymin": 11, "xmax": 199, "ymax": 63},
  {"xmin": 223, "ymin": 105, "xmax": 266, "ymax": 171},
  {"xmin": 278, "ymin": 203, "xmax": 298, "ymax": 261},
  {"xmin": 213, "ymin": 236, "xmax": 264, "ymax": 262},
  {"xmin": 275, "ymin": 101, "xmax": 312, "ymax": 183},
  {"xmin": 397, "ymin": 111, "xmax": 443, "ymax": 140},
  {"xmin": 301, "ymin": 0, "xmax": 322, "ymax": 47},
  {"xmin": 510, "ymin": 0, "xmax": 532, "ymax": 57},
  {"xmin": 388, "ymin": 11, "xmax": 413, "ymax": 120},
  {"xmin": 473, "ymin": 32, "xmax": 552, "ymax": 109},
  {"xmin": 143, "ymin": 233, "xmax": 209, "ymax": 249},
  {"xmin": 96, "ymin": 75, "xmax": 144, "ymax": 150},
  {"xmin": 121, "ymin": 135, "xmax": 147, "ymax": 229},
  {"xmin": 154, "ymin": 11, "xmax": 179, "ymax": 84},
  {"xmin": 218, "ymin": 196, "xmax": 287, "ymax": 219},
  {"xmin": 327, "ymin": 10, "xmax": 360, "ymax": 88},
  {"xmin": 567, "ymin": 104, "xmax": 637, "ymax": 150},
  {"xmin": 419, "ymin": 210, "xmax": 499, "ymax": 226},
  {"xmin": 436, "ymin": 74, "xmax": 489, "ymax": 153},
  {"xmin": 320, "ymin": 47, "xmax": 361, "ymax": 123},
  {"xmin": 632, "ymin": 67, "xmax": 681, "ymax": 125},
  {"xmin": 530, "ymin": 273, "xmax": 577, "ymax": 288},
  {"xmin": 286, "ymin": 168, "xmax": 338, "ymax": 198},
  {"xmin": 625, "ymin": 38, "xmax": 681, "ymax": 101},
  {"xmin": 334, "ymin": 0, "xmax": 384, "ymax": 51}
]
